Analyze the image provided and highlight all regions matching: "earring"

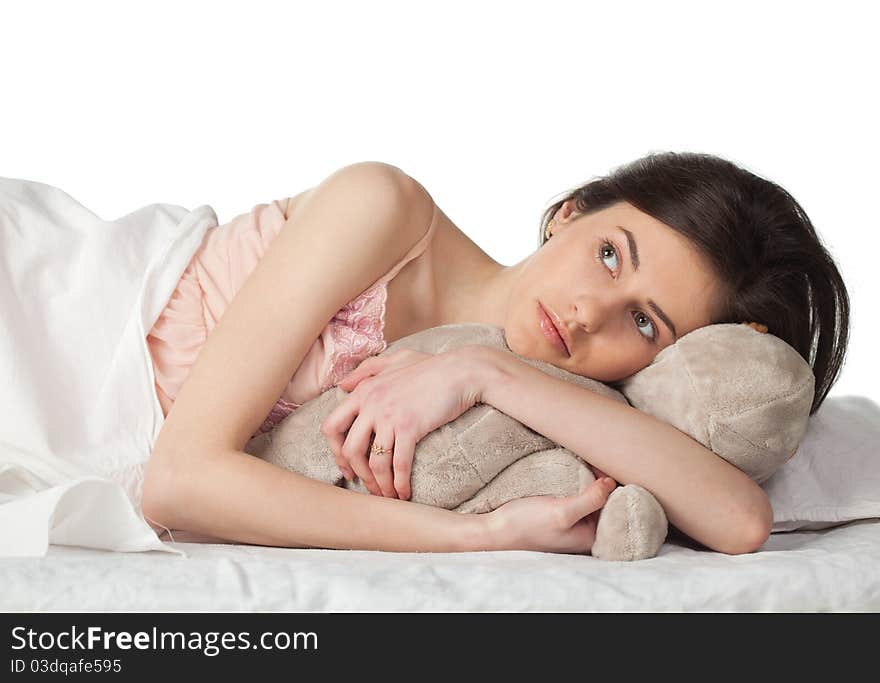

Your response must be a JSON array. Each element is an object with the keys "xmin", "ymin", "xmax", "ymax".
[
  {"xmin": 743, "ymin": 321, "xmax": 768, "ymax": 334},
  {"xmin": 545, "ymin": 218, "xmax": 556, "ymax": 241}
]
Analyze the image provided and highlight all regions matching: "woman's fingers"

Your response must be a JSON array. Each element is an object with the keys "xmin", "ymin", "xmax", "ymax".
[
  {"xmin": 321, "ymin": 403, "xmax": 359, "ymax": 481},
  {"xmin": 324, "ymin": 428, "xmax": 353, "ymax": 481},
  {"xmin": 340, "ymin": 419, "xmax": 382, "ymax": 496},
  {"xmin": 336, "ymin": 357, "xmax": 378, "ymax": 391},
  {"xmin": 369, "ymin": 425, "xmax": 397, "ymax": 499},
  {"xmin": 391, "ymin": 430, "xmax": 416, "ymax": 501},
  {"xmin": 561, "ymin": 477, "xmax": 616, "ymax": 528},
  {"xmin": 589, "ymin": 464, "xmax": 612, "ymax": 482},
  {"xmin": 336, "ymin": 350, "xmax": 428, "ymax": 391}
]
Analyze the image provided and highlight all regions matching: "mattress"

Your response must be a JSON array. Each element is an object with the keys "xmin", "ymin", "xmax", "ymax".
[{"xmin": 3, "ymin": 519, "xmax": 878, "ymax": 612}]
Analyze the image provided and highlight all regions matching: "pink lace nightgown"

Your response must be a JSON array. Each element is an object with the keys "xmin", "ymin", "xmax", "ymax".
[{"xmin": 146, "ymin": 197, "xmax": 436, "ymax": 441}]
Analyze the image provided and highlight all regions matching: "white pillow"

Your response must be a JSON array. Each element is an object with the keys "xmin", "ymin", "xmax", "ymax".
[{"xmin": 763, "ymin": 395, "xmax": 880, "ymax": 532}]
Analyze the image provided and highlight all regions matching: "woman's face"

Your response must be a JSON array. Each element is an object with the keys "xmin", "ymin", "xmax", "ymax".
[{"xmin": 503, "ymin": 200, "xmax": 723, "ymax": 383}]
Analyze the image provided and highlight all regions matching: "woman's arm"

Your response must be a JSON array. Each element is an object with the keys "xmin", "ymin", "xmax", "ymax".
[
  {"xmin": 145, "ymin": 447, "xmax": 492, "ymax": 552},
  {"xmin": 144, "ymin": 439, "xmax": 616, "ymax": 554},
  {"xmin": 468, "ymin": 345, "xmax": 773, "ymax": 555},
  {"xmin": 142, "ymin": 161, "xmax": 475, "ymax": 551}
]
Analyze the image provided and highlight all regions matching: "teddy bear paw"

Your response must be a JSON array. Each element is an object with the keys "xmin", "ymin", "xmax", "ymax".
[{"xmin": 590, "ymin": 484, "xmax": 668, "ymax": 561}]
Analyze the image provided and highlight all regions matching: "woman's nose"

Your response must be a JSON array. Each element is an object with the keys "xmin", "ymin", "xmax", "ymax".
[{"xmin": 571, "ymin": 295, "xmax": 609, "ymax": 335}]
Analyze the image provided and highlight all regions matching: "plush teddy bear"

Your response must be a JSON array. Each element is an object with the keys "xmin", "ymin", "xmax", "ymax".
[{"xmin": 244, "ymin": 322, "xmax": 814, "ymax": 560}]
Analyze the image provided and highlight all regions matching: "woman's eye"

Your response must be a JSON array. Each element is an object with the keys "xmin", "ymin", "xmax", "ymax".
[
  {"xmin": 598, "ymin": 239, "xmax": 657, "ymax": 344},
  {"xmin": 599, "ymin": 241, "xmax": 619, "ymax": 272},
  {"xmin": 632, "ymin": 311, "xmax": 656, "ymax": 341}
]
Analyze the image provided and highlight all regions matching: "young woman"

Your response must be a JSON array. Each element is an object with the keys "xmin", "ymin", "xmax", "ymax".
[{"xmin": 141, "ymin": 152, "xmax": 850, "ymax": 556}]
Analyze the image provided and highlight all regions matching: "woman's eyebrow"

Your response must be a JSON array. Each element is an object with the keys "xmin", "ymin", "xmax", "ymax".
[{"xmin": 615, "ymin": 225, "xmax": 679, "ymax": 341}]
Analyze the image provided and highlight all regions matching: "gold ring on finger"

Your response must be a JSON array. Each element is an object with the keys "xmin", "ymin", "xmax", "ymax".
[{"xmin": 370, "ymin": 442, "xmax": 393, "ymax": 457}]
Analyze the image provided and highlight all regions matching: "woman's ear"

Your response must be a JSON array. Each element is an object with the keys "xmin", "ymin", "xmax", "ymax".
[
  {"xmin": 545, "ymin": 199, "xmax": 584, "ymax": 242},
  {"xmin": 554, "ymin": 200, "xmax": 583, "ymax": 228},
  {"xmin": 561, "ymin": 199, "xmax": 584, "ymax": 221}
]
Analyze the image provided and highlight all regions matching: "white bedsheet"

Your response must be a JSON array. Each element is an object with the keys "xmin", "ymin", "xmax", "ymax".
[
  {"xmin": 0, "ymin": 177, "xmax": 218, "ymax": 557},
  {"xmin": 2, "ymin": 520, "xmax": 878, "ymax": 612}
]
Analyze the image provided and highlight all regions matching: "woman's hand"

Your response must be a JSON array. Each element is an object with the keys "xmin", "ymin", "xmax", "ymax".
[
  {"xmin": 321, "ymin": 348, "xmax": 484, "ymax": 500},
  {"xmin": 486, "ymin": 476, "xmax": 618, "ymax": 554},
  {"xmin": 335, "ymin": 348, "xmax": 433, "ymax": 393}
]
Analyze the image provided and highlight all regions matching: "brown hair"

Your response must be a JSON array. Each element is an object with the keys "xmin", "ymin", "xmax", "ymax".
[{"xmin": 538, "ymin": 151, "xmax": 850, "ymax": 416}]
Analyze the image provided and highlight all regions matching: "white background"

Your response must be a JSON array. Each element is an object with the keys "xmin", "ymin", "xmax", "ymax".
[{"xmin": 3, "ymin": 0, "xmax": 877, "ymax": 402}]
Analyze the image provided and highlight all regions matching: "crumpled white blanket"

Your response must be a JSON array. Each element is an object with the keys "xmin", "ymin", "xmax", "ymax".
[{"xmin": 0, "ymin": 177, "xmax": 218, "ymax": 557}]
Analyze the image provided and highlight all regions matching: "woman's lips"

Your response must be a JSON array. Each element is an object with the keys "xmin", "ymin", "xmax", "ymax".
[{"xmin": 538, "ymin": 301, "xmax": 570, "ymax": 356}]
